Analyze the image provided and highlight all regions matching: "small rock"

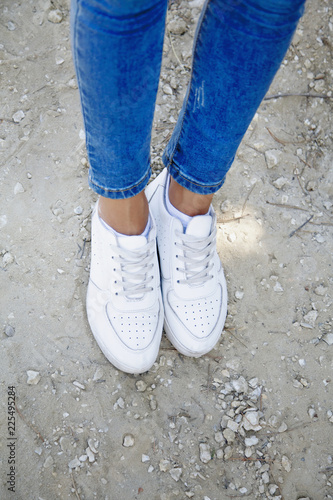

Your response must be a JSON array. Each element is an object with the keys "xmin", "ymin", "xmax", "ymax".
[
  {"xmin": 141, "ymin": 454, "xmax": 150, "ymax": 463},
  {"xmin": 227, "ymin": 419, "xmax": 239, "ymax": 433},
  {"xmin": 235, "ymin": 291, "xmax": 244, "ymax": 300},
  {"xmin": 273, "ymin": 176, "xmax": 288, "ymax": 189},
  {"xmin": 79, "ymin": 455, "xmax": 87, "ymax": 462},
  {"xmin": 48, "ymin": 10, "xmax": 63, "ymax": 23},
  {"xmin": 7, "ymin": 21, "xmax": 16, "ymax": 31},
  {"xmin": 3, "ymin": 252, "xmax": 14, "ymax": 266},
  {"xmin": 27, "ymin": 370, "xmax": 41, "ymax": 385},
  {"xmin": 303, "ymin": 310, "xmax": 318, "ymax": 327},
  {"xmin": 43, "ymin": 456, "xmax": 54, "ymax": 468},
  {"xmin": 245, "ymin": 436, "xmax": 258, "ymax": 447},
  {"xmin": 278, "ymin": 422, "xmax": 288, "ymax": 433},
  {"xmin": 268, "ymin": 484, "xmax": 279, "ymax": 495},
  {"xmin": 242, "ymin": 410, "xmax": 261, "ymax": 431},
  {"xmin": 56, "ymin": 56, "xmax": 65, "ymax": 65},
  {"xmin": 86, "ymin": 447, "xmax": 95, "ymax": 462},
  {"xmin": 88, "ymin": 438, "xmax": 98, "ymax": 454},
  {"xmin": 273, "ymin": 282, "xmax": 284, "ymax": 293},
  {"xmin": 224, "ymin": 446, "xmax": 233, "ymax": 460},
  {"xmin": 223, "ymin": 428, "xmax": 235, "ymax": 444},
  {"xmin": 135, "ymin": 380, "xmax": 147, "ymax": 392},
  {"xmin": 67, "ymin": 78, "xmax": 78, "ymax": 89},
  {"xmin": 323, "ymin": 333, "xmax": 333, "ymax": 346},
  {"xmin": 199, "ymin": 443, "xmax": 212, "ymax": 463},
  {"xmin": 227, "ymin": 232, "xmax": 237, "ymax": 243},
  {"xmin": 35, "ymin": 447, "xmax": 43, "ymax": 456},
  {"xmin": 14, "ymin": 182, "xmax": 25, "ymax": 194},
  {"xmin": 314, "ymin": 234, "xmax": 325, "ymax": 244},
  {"xmin": 232, "ymin": 376, "xmax": 248, "ymax": 393},
  {"xmin": 74, "ymin": 206, "xmax": 83, "ymax": 215},
  {"xmin": 169, "ymin": 468, "xmax": 182, "ymax": 481},
  {"xmin": 314, "ymin": 285, "xmax": 327, "ymax": 296},
  {"xmin": 4, "ymin": 325, "xmax": 15, "ymax": 337},
  {"xmin": 239, "ymin": 488, "xmax": 248, "ymax": 494},
  {"xmin": 122, "ymin": 434, "xmax": 135, "ymax": 447},
  {"xmin": 281, "ymin": 455, "xmax": 291, "ymax": 472},
  {"xmin": 93, "ymin": 367, "xmax": 104, "ymax": 381},
  {"xmin": 159, "ymin": 459, "xmax": 171, "ymax": 472},
  {"xmin": 68, "ymin": 457, "xmax": 81, "ymax": 469},
  {"xmin": 168, "ymin": 18, "xmax": 187, "ymax": 35},
  {"xmin": 73, "ymin": 381, "xmax": 85, "ymax": 390},
  {"xmin": 265, "ymin": 149, "xmax": 281, "ymax": 169},
  {"xmin": 163, "ymin": 84, "xmax": 173, "ymax": 95},
  {"xmin": 12, "ymin": 110, "xmax": 25, "ymax": 123}
]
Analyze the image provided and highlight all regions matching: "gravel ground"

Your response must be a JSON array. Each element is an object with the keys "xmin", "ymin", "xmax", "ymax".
[{"xmin": 1, "ymin": 0, "xmax": 333, "ymax": 499}]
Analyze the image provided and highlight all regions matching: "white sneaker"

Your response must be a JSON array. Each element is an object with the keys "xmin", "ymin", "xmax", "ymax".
[
  {"xmin": 146, "ymin": 169, "xmax": 227, "ymax": 357},
  {"xmin": 86, "ymin": 205, "xmax": 163, "ymax": 374}
]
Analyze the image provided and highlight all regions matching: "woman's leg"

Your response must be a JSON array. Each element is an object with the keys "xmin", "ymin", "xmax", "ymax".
[
  {"xmin": 71, "ymin": 0, "xmax": 168, "ymax": 234},
  {"xmin": 71, "ymin": 0, "xmax": 168, "ymax": 373},
  {"xmin": 165, "ymin": 0, "xmax": 307, "ymax": 197}
]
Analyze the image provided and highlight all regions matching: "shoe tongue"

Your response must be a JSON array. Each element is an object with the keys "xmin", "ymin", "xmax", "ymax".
[
  {"xmin": 118, "ymin": 234, "xmax": 147, "ymax": 251},
  {"xmin": 185, "ymin": 215, "xmax": 212, "ymax": 238}
]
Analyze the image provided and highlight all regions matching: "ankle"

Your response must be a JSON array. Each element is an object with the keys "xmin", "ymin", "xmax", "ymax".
[
  {"xmin": 98, "ymin": 191, "xmax": 149, "ymax": 235},
  {"xmin": 168, "ymin": 176, "xmax": 213, "ymax": 217}
]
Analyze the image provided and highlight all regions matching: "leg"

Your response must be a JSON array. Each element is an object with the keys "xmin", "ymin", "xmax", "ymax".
[
  {"xmin": 147, "ymin": 0, "xmax": 307, "ymax": 357},
  {"xmin": 71, "ymin": 0, "xmax": 168, "ymax": 373},
  {"xmin": 165, "ymin": 0, "xmax": 307, "ymax": 194},
  {"xmin": 71, "ymin": 0, "xmax": 168, "ymax": 234}
]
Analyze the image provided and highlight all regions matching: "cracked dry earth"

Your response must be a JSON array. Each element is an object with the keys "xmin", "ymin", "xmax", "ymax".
[{"xmin": 1, "ymin": 0, "xmax": 333, "ymax": 499}]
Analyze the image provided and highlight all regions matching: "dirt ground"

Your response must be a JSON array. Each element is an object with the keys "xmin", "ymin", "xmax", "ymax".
[{"xmin": 1, "ymin": 0, "xmax": 333, "ymax": 499}]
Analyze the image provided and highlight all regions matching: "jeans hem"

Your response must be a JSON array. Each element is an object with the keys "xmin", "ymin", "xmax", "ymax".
[
  {"xmin": 163, "ymin": 152, "xmax": 225, "ymax": 195},
  {"xmin": 88, "ymin": 167, "xmax": 151, "ymax": 199}
]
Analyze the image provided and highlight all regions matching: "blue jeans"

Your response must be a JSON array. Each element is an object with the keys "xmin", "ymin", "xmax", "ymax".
[{"xmin": 71, "ymin": 0, "xmax": 306, "ymax": 199}]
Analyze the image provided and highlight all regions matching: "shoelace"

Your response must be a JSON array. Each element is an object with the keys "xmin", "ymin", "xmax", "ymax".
[
  {"xmin": 174, "ymin": 226, "xmax": 216, "ymax": 286},
  {"xmin": 110, "ymin": 240, "xmax": 155, "ymax": 299}
]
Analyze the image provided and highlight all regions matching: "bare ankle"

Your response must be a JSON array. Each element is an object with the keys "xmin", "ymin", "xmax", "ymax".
[
  {"xmin": 168, "ymin": 176, "xmax": 213, "ymax": 217},
  {"xmin": 98, "ymin": 191, "xmax": 149, "ymax": 235}
]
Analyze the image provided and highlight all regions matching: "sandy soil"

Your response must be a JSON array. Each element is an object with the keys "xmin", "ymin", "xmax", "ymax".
[{"xmin": 1, "ymin": 0, "xmax": 333, "ymax": 499}]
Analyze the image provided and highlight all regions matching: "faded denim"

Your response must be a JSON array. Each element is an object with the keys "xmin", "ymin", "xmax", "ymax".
[{"xmin": 71, "ymin": 0, "xmax": 306, "ymax": 198}]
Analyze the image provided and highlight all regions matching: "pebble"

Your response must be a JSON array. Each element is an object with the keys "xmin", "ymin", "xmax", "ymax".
[
  {"xmin": 68, "ymin": 457, "xmax": 81, "ymax": 469},
  {"xmin": 314, "ymin": 285, "xmax": 327, "ymax": 296},
  {"xmin": 12, "ymin": 110, "xmax": 25, "ymax": 123},
  {"xmin": 232, "ymin": 376, "xmax": 248, "ymax": 394},
  {"xmin": 3, "ymin": 252, "xmax": 14, "ymax": 266},
  {"xmin": 48, "ymin": 10, "xmax": 63, "ymax": 23},
  {"xmin": 163, "ymin": 84, "xmax": 173, "ymax": 95},
  {"xmin": 303, "ymin": 310, "xmax": 318, "ymax": 327},
  {"xmin": 135, "ymin": 380, "xmax": 147, "ymax": 392},
  {"xmin": 141, "ymin": 454, "xmax": 150, "ymax": 463},
  {"xmin": 323, "ymin": 333, "xmax": 333, "ymax": 346},
  {"xmin": 265, "ymin": 149, "xmax": 281, "ymax": 169},
  {"xmin": 223, "ymin": 428, "xmax": 235, "ymax": 444},
  {"xmin": 73, "ymin": 381, "xmax": 85, "ymax": 390},
  {"xmin": 278, "ymin": 422, "xmax": 288, "ymax": 433},
  {"xmin": 245, "ymin": 436, "xmax": 259, "ymax": 447},
  {"xmin": 168, "ymin": 18, "xmax": 187, "ymax": 35},
  {"xmin": 242, "ymin": 410, "xmax": 261, "ymax": 431},
  {"xmin": 7, "ymin": 21, "xmax": 16, "ymax": 31},
  {"xmin": 4, "ymin": 325, "xmax": 15, "ymax": 337},
  {"xmin": 88, "ymin": 438, "xmax": 98, "ymax": 454},
  {"xmin": 43, "ymin": 456, "xmax": 54, "ymax": 468},
  {"xmin": 273, "ymin": 176, "xmax": 288, "ymax": 189},
  {"xmin": 314, "ymin": 234, "xmax": 325, "ymax": 244},
  {"xmin": 14, "ymin": 182, "xmax": 25, "ymax": 194},
  {"xmin": 159, "ymin": 459, "xmax": 171, "ymax": 472},
  {"xmin": 86, "ymin": 447, "xmax": 95, "ymax": 462},
  {"xmin": 27, "ymin": 370, "xmax": 41, "ymax": 385},
  {"xmin": 235, "ymin": 291, "xmax": 244, "ymax": 300},
  {"xmin": 170, "ymin": 468, "xmax": 182, "ymax": 481},
  {"xmin": 74, "ymin": 206, "xmax": 83, "ymax": 215},
  {"xmin": 122, "ymin": 434, "xmax": 135, "ymax": 447},
  {"xmin": 199, "ymin": 443, "xmax": 212, "ymax": 463},
  {"xmin": 281, "ymin": 455, "xmax": 291, "ymax": 472},
  {"xmin": 93, "ymin": 367, "xmax": 104, "ymax": 381}
]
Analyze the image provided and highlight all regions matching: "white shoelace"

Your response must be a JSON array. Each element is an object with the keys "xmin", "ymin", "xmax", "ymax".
[
  {"xmin": 110, "ymin": 240, "xmax": 155, "ymax": 299},
  {"xmin": 174, "ymin": 227, "xmax": 216, "ymax": 286}
]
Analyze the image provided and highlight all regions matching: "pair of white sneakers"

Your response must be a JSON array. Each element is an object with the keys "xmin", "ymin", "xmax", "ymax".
[{"xmin": 86, "ymin": 169, "xmax": 228, "ymax": 374}]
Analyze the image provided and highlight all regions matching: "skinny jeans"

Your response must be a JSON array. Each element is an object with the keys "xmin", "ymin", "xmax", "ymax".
[{"xmin": 71, "ymin": 0, "xmax": 306, "ymax": 199}]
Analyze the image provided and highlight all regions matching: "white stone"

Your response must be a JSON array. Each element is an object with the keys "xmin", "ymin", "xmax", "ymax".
[
  {"xmin": 168, "ymin": 18, "xmax": 187, "ymax": 35},
  {"xmin": 232, "ymin": 376, "xmax": 248, "ymax": 393},
  {"xmin": 273, "ymin": 176, "xmax": 288, "ymax": 189},
  {"xmin": 12, "ymin": 110, "xmax": 25, "ymax": 123},
  {"xmin": 242, "ymin": 410, "xmax": 261, "ymax": 431},
  {"xmin": 141, "ymin": 454, "xmax": 150, "ymax": 463},
  {"xmin": 227, "ymin": 419, "xmax": 239, "ymax": 433},
  {"xmin": 14, "ymin": 182, "xmax": 25, "ymax": 194},
  {"xmin": 303, "ymin": 310, "xmax": 318, "ymax": 326},
  {"xmin": 235, "ymin": 291, "xmax": 244, "ymax": 300},
  {"xmin": 27, "ymin": 370, "xmax": 41, "ymax": 385},
  {"xmin": 135, "ymin": 380, "xmax": 147, "ymax": 392},
  {"xmin": 169, "ymin": 468, "xmax": 182, "ymax": 481},
  {"xmin": 159, "ymin": 459, "xmax": 171, "ymax": 472},
  {"xmin": 122, "ymin": 434, "xmax": 135, "ymax": 447},
  {"xmin": 73, "ymin": 381, "xmax": 85, "ymax": 390},
  {"xmin": 323, "ymin": 334, "xmax": 333, "ymax": 346},
  {"xmin": 48, "ymin": 9, "xmax": 63, "ymax": 23},
  {"xmin": 199, "ymin": 443, "xmax": 212, "ymax": 463},
  {"xmin": 278, "ymin": 422, "xmax": 288, "ymax": 433},
  {"xmin": 281, "ymin": 455, "xmax": 291, "ymax": 472},
  {"xmin": 68, "ymin": 457, "xmax": 81, "ymax": 469},
  {"xmin": 265, "ymin": 149, "xmax": 281, "ymax": 168},
  {"xmin": 43, "ymin": 456, "xmax": 54, "ymax": 468},
  {"xmin": 245, "ymin": 436, "xmax": 259, "ymax": 447}
]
